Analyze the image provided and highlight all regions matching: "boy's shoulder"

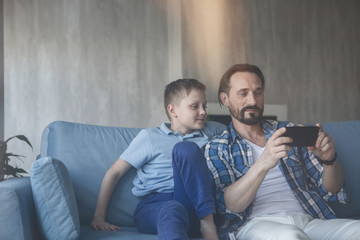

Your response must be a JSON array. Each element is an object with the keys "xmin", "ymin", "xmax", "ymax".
[
  {"xmin": 139, "ymin": 125, "xmax": 164, "ymax": 136},
  {"xmin": 140, "ymin": 123, "xmax": 173, "ymax": 138},
  {"xmin": 203, "ymin": 121, "xmax": 227, "ymax": 139},
  {"xmin": 139, "ymin": 121, "xmax": 226, "ymax": 139}
]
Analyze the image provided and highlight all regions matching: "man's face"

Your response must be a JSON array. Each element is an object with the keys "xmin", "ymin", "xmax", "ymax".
[{"xmin": 221, "ymin": 72, "xmax": 264, "ymax": 125}]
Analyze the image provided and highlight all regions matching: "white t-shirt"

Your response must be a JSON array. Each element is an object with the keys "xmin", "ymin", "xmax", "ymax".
[{"xmin": 244, "ymin": 140, "xmax": 306, "ymax": 218}]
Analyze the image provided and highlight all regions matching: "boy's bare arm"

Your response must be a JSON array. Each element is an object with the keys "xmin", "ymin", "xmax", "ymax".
[{"xmin": 91, "ymin": 158, "xmax": 132, "ymax": 231}]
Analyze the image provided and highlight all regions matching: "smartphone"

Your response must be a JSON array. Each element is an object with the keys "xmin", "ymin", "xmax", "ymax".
[{"xmin": 282, "ymin": 126, "xmax": 320, "ymax": 146}]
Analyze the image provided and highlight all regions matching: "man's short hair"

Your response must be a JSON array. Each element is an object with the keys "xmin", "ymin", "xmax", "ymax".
[
  {"xmin": 164, "ymin": 78, "xmax": 206, "ymax": 120},
  {"xmin": 218, "ymin": 64, "xmax": 265, "ymax": 106}
]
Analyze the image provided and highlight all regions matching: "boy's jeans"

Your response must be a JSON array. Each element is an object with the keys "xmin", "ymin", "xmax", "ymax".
[{"xmin": 133, "ymin": 142, "xmax": 216, "ymax": 240}]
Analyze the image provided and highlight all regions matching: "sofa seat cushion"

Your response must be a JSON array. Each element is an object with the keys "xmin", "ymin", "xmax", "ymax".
[
  {"xmin": 30, "ymin": 157, "xmax": 80, "ymax": 240},
  {"xmin": 79, "ymin": 226, "xmax": 201, "ymax": 240}
]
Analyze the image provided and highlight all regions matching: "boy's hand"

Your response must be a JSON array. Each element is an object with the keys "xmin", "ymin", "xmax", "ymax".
[
  {"xmin": 91, "ymin": 217, "xmax": 121, "ymax": 232},
  {"xmin": 308, "ymin": 123, "xmax": 336, "ymax": 162}
]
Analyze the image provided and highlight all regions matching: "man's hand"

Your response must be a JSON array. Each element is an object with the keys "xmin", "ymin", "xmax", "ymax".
[
  {"xmin": 91, "ymin": 217, "xmax": 121, "ymax": 232},
  {"xmin": 259, "ymin": 127, "xmax": 292, "ymax": 170},
  {"xmin": 308, "ymin": 123, "xmax": 336, "ymax": 162}
]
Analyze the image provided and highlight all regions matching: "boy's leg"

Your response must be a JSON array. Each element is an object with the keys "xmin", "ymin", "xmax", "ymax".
[
  {"xmin": 157, "ymin": 200, "xmax": 190, "ymax": 240},
  {"xmin": 172, "ymin": 141, "xmax": 217, "ymax": 237},
  {"xmin": 133, "ymin": 193, "xmax": 171, "ymax": 234},
  {"xmin": 134, "ymin": 193, "xmax": 189, "ymax": 239}
]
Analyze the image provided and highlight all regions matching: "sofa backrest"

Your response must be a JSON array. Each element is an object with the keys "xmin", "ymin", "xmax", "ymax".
[
  {"xmin": 40, "ymin": 120, "xmax": 359, "ymax": 227},
  {"xmin": 40, "ymin": 121, "xmax": 142, "ymax": 227},
  {"xmin": 322, "ymin": 120, "xmax": 360, "ymax": 218},
  {"xmin": 40, "ymin": 120, "xmax": 226, "ymax": 227}
]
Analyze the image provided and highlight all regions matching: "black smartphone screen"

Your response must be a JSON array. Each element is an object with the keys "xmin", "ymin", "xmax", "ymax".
[{"xmin": 282, "ymin": 126, "xmax": 320, "ymax": 146}]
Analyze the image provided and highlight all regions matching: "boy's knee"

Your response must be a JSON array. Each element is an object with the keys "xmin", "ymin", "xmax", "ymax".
[
  {"xmin": 158, "ymin": 200, "xmax": 189, "ymax": 230},
  {"xmin": 159, "ymin": 200, "xmax": 188, "ymax": 219},
  {"xmin": 173, "ymin": 141, "xmax": 201, "ymax": 158},
  {"xmin": 157, "ymin": 201, "xmax": 190, "ymax": 240}
]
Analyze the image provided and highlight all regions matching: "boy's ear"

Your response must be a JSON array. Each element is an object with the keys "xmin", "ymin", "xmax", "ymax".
[
  {"xmin": 219, "ymin": 92, "xmax": 230, "ymax": 107},
  {"xmin": 167, "ymin": 104, "xmax": 177, "ymax": 118}
]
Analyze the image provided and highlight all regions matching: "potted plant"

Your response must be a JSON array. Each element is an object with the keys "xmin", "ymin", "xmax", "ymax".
[{"xmin": 0, "ymin": 135, "xmax": 32, "ymax": 182}]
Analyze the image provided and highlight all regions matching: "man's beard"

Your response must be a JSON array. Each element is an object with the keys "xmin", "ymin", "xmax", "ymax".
[{"xmin": 228, "ymin": 104, "xmax": 264, "ymax": 125}]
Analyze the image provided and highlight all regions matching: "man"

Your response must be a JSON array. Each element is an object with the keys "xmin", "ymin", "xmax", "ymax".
[{"xmin": 205, "ymin": 64, "xmax": 360, "ymax": 240}]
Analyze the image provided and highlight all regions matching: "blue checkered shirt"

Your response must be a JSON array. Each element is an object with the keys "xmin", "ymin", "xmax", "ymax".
[{"xmin": 205, "ymin": 120, "xmax": 348, "ymax": 240}]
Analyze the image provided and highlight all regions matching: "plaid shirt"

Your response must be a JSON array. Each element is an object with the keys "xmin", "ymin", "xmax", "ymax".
[{"xmin": 205, "ymin": 120, "xmax": 348, "ymax": 240}]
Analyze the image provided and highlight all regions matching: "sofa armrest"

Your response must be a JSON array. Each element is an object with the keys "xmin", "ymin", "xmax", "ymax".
[{"xmin": 0, "ymin": 177, "xmax": 42, "ymax": 240}]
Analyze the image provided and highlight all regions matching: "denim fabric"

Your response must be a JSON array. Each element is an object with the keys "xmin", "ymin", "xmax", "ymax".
[{"xmin": 133, "ymin": 142, "xmax": 215, "ymax": 240}]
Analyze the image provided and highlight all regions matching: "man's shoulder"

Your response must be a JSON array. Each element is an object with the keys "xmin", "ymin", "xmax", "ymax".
[{"xmin": 207, "ymin": 128, "xmax": 232, "ymax": 147}]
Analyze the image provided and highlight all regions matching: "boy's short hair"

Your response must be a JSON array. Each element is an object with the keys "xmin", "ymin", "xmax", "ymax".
[{"xmin": 164, "ymin": 78, "xmax": 206, "ymax": 120}]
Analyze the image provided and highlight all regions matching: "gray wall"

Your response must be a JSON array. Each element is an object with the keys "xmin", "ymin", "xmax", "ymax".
[
  {"xmin": 3, "ymin": 0, "xmax": 360, "ymax": 173},
  {"xmin": 4, "ymin": 0, "xmax": 170, "ymax": 173},
  {"xmin": 182, "ymin": 0, "xmax": 360, "ymax": 124},
  {"xmin": 0, "ymin": 0, "xmax": 4, "ymax": 141},
  {"xmin": 245, "ymin": 0, "xmax": 360, "ymax": 123}
]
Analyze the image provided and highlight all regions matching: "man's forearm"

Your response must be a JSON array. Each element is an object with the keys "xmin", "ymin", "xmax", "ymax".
[
  {"xmin": 224, "ymin": 162, "xmax": 268, "ymax": 213},
  {"xmin": 321, "ymin": 160, "xmax": 345, "ymax": 194}
]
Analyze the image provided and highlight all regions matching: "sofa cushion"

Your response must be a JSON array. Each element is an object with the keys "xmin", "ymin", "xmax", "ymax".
[
  {"xmin": 0, "ymin": 177, "xmax": 41, "ymax": 240},
  {"xmin": 30, "ymin": 157, "xmax": 80, "ymax": 240}
]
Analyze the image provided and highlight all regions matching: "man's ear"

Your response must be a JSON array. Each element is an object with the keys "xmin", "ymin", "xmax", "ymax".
[
  {"xmin": 167, "ymin": 104, "xmax": 177, "ymax": 118},
  {"xmin": 219, "ymin": 92, "xmax": 230, "ymax": 107}
]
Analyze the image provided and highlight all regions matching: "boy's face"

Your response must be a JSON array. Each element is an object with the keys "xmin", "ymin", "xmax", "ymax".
[{"xmin": 168, "ymin": 88, "xmax": 207, "ymax": 135}]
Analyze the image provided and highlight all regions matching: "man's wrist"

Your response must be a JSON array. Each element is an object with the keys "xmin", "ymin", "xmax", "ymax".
[{"xmin": 318, "ymin": 152, "xmax": 337, "ymax": 166}]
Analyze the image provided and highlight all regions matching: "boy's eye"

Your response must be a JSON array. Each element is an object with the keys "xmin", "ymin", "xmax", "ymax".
[{"xmin": 191, "ymin": 105, "xmax": 198, "ymax": 109}]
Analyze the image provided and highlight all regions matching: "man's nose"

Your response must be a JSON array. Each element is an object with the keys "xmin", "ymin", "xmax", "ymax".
[{"xmin": 246, "ymin": 92, "xmax": 256, "ymax": 105}]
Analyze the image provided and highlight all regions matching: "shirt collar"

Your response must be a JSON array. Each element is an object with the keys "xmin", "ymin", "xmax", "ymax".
[{"xmin": 160, "ymin": 122, "xmax": 203, "ymax": 137}]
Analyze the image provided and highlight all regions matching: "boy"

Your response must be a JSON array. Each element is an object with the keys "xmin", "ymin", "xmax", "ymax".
[{"xmin": 91, "ymin": 79, "xmax": 220, "ymax": 240}]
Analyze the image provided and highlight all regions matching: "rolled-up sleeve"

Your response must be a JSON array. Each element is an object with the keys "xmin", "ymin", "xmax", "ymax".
[{"xmin": 302, "ymin": 147, "xmax": 348, "ymax": 204}]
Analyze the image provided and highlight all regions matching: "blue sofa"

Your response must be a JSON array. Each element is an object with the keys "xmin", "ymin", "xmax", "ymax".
[{"xmin": 0, "ymin": 120, "xmax": 359, "ymax": 240}]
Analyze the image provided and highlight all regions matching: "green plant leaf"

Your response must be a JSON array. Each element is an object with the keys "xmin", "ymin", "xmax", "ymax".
[
  {"xmin": 13, "ymin": 167, "xmax": 27, "ymax": 174},
  {"xmin": 1, "ymin": 135, "xmax": 32, "ymax": 179},
  {"xmin": 6, "ymin": 153, "xmax": 25, "ymax": 159},
  {"xmin": 5, "ymin": 135, "xmax": 33, "ymax": 150},
  {"xmin": 4, "ymin": 165, "xmax": 27, "ymax": 176}
]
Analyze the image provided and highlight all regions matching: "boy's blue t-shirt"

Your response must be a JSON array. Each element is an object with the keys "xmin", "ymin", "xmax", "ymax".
[{"xmin": 120, "ymin": 122, "xmax": 215, "ymax": 197}]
